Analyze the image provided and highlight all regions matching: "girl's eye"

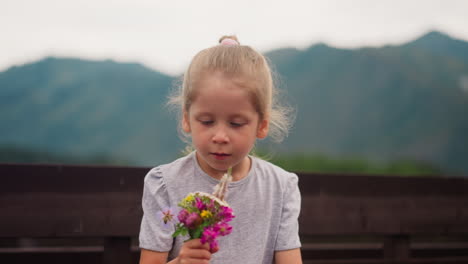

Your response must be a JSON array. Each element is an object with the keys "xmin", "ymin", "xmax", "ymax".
[
  {"xmin": 230, "ymin": 122, "xmax": 244, "ymax": 127},
  {"xmin": 200, "ymin": 120, "xmax": 214, "ymax": 126}
]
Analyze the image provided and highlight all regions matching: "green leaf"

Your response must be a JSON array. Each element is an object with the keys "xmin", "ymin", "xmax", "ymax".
[
  {"xmin": 172, "ymin": 224, "xmax": 189, "ymax": 238},
  {"xmin": 190, "ymin": 226, "xmax": 204, "ymax": 239}
]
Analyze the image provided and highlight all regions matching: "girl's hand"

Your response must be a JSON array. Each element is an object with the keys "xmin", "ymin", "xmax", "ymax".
[{"xmin": 175, "ymin": 239, "xmax": 218, "ymax": 264}]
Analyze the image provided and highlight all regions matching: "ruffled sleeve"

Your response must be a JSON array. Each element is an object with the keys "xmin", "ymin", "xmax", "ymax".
[
  {"xmin": 139, "ymin": 166, "xmax": 175, "ymax": 252},
  {"xmin": 275, "ymin": 173, "xmax": 302, "ymax": 251}
]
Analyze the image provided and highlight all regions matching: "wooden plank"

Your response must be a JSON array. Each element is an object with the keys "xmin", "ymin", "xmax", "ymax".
[
  {"xmin": 0, "ymin": 164, "xmax": 146, "ymax": 237},
  {"xmin": 383, "ymin": 235, "xmax": 410, "ymax": 261},
  {"xmin": 2, "ymin": 164, "xmax": 468, "ymax": 237},
  {"xmin": 0, "ymin": 251, "xmax": 141, "ymax": 264},
  {"xmin": 0, "ymin": 163, "xmax": 147, "ymax": 193},
  {"xmin": 0, "ymin": 246, "xmax": 103, "ymax": 253},
  {"xmin": 303, "ymin": 257, "xmax": 468, "ymax": 264},
  {"xmin": 299, "ymin": 196, "xmax": 468, "ymax": 235},
  {"xmin": 297, "ymin": 172, "xmax": 468, "ymax": 197},
  {"xmin": 0, "ymin": 252, "xmax": 104, "ymax": 264},
  {"xmin": 1, "ymin": 164, "xmax": 468, "ymax": 264},
  {"xmin": 2, "ymin": 164, "xmax": 467, "ymax": 195},
  {"xmin": 1, "ymin": 193, "xmax": 142, "ymax": 237},
  {"xmin": 103, "ymin": 237, "xmax": 132, "ymax": 264}
]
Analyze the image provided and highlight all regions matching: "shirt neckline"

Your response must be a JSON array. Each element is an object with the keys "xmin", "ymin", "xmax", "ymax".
[{"xmin": 190, "ymin": 151, "xmax": 255, "ymax": 188}]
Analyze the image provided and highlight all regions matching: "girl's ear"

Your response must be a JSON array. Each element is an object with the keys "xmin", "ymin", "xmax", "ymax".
[
  {"xmin": 182, "ymin": 111, "xmax": 191, "ymax": 133},
  {"xmin": 256, "ymin": 119, "xmax": 269, "ymax": 139}
]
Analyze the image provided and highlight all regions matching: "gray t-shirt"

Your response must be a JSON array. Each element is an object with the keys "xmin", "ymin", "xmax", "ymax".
[{"xmin": 139, "ymin": 152, "xmax": 301, "ymax": 264}]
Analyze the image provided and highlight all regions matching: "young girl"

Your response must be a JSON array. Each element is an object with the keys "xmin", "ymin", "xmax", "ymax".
[{"xmin": 139, "ymin": 36, "xmax": 302, "ymax": 264}]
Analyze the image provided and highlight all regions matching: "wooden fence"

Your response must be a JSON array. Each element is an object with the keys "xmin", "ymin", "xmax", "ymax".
[{"xmin": 1, "ymin": 163, "xmax": 467, "ymax": 264}]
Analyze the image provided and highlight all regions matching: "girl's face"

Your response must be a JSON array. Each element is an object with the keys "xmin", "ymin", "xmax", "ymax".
[{"xmin": 182, "ymin": 71, "xmax": 269, "ymax": 179}]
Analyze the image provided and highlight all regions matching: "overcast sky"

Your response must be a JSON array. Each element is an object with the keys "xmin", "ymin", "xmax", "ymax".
[{"xmin": 2, "ymin": 0, "xmax": 468, "ymax": 75}]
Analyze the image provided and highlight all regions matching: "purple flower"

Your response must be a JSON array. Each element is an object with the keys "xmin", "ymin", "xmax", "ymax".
[
  {"xmin": 195, "ymin": 197, "xmax": 206, "ymax": 210},
  {"xmin": 206, "ymin": 199, "xmax": 215, "ymax": 210},
  {"xmin": 214, "ymin": 222, "xmax": 232, "ymax": 236},
  {"xmin": 219, "ymin": 206, "xmax": 234, "ymax": 222},
  {"xmin": 201, "ymin": 226, "xmax": 219, "ymax": 251},
  {"xmin": 157, "ymin": 207, "xmax": 177, "ymax": 228},
  {"xmin": 178, "ymin": 209, "xmax": 189, "ymax": 223},
  {"xmin": 184, "ymin": 212, "xmax": 202, "ymax": 229},
  {"xmin": 170, "ymin": 192, "xmax": 235, "ymax": 246}
]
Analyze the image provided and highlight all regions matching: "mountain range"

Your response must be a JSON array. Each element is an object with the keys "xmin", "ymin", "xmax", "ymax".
[{"xmin": 1, "ymin": 31, "xmax": 467, "ymax": 175}]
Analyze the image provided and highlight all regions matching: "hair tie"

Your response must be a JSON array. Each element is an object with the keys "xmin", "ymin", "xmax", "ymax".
[{"xmin": 220, "ymin": 38, "xmax": 239, "ymax": 46}]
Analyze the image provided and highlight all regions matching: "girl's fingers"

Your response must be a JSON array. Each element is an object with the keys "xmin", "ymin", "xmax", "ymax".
[
  {"xmin": 185, "ymin": 238, "xmax": 211, "ymax": 250},
  {"xmin": 178, "ymin": 251, "xmax": 211, "ymax": 264},
  {"xmin": 178, "ymin": 239, "xmax": 212, "ymax": 263},
  {"xmin": 185, "ymin": 248, "xmax": 211, "ymax": 260},
  {"xmin": 186, "ymin": 238, "xmax": 218, "ymax": 254},
  {"xmin": 210, "ymin": 245, "xmax": 219, "ymax": 254},
  {"xmin": 180, "ymin": 258, "xmax": 210, "ymax": 264}
]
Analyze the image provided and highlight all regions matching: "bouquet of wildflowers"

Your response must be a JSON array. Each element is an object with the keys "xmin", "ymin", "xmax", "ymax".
[{"xmin": 159, "ymin": 168, "xmax": 235, "ymax": 251}]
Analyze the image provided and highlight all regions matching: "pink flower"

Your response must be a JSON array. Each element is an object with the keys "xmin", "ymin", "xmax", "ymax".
[
  {"xmin": 214, "ymin": 222, "xmax": 232, "ymax": 236},
  {"xmin": 201, "ymin": 226, "xmax": 219, "ymax": 250},
  {"xmin": 206, "ymin": 199, "xmax": 215, "ymax": 210},
  {"xmin": 177, "ymin": 209, "xmax": 189, "ymax": 223},
  {"xmin": 219, "ymin": 206, "xmax": 234, "ymax": 222},
  {"xmin": 170, "ymin": 192, "xmax": 235, "ymax": 246},
  {"xmin": 195, "ymin": 197, "xmax": 206, "ymax": 210},
  {"xmin": 185, "ymin": 212, "xmax": 202, "ymax": 229}
]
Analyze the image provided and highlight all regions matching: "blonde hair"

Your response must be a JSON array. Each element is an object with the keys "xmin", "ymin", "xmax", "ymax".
[{"xmin": 168, "ymin": 35, "xmax": 293, "ymax": 144}]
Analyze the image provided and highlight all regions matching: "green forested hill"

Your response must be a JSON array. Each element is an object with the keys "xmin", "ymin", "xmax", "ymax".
[
  {"xmin": 1, "ymin": 31, "xmax": 467, "ymax": 175},
  {"xmin": 0, "ymin": 57, "xmax": 183, "ymax": 165},
  {"xmin": 265, "ymin": 31, "xmax": 468, "ymax": 175}
]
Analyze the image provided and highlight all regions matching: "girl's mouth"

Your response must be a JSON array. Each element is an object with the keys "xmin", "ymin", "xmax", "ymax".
[{"xmin": 211, "ymin": 153, "xmax": 231, "ymax": 160}]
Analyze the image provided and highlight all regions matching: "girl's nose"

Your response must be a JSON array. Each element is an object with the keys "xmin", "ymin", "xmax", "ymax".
[{"xmin": 212, "ymin": 127, "xmax": 229, "ymax": 144}]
